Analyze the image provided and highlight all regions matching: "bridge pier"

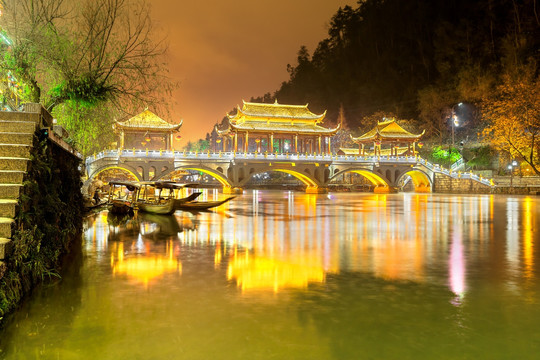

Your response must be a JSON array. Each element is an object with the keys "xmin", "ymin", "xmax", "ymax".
[
  {"xmin": 373, "ymin": 185, "xmax": 398, "ymax": 193},
  {"xmin": 306, "ymin": 186, "xmax": 328, "ymax": 194},
  {"xmin": 223, "ymin": 186, "xmax": 244, "ymax": 194}
]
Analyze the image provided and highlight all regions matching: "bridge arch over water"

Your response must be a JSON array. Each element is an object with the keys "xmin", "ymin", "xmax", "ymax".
[
  {"xmin": 85, "ymin": 150, "xmax": 493, "ymax": 194},
  {"xmin": 396, "ymin": 169, "xmax": 433, "ymax": 192},
  {"xmin": 159, "ymin": 164, "xmax": 234, "ymax": 190},
  {"xmin": 91, "ymin": 164, "xmax": 142, "ymax": 182}
]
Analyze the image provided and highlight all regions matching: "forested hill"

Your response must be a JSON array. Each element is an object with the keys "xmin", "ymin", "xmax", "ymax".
[{"xmin": 254, "ymin": 0, "xmax": 539, "ymax": 136}]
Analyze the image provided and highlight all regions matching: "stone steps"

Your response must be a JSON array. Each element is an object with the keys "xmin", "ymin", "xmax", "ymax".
[
  {"xmin": 0, "ymin": 120, "xmax": 36, "ymax": 134},
  {"xmin": 0, "ymin": 199, "xmax": 17, "ymax": 218},
  {"xmin": 0, "ymin": 237, "xmax": 12, "ymax": 260},
  {"xmin": 0, "ymin": 184, "xmax": 22, "ymax": 199},
  {"xmin": 0, "ymin": 143, "xmax": 31, "ymax": 158},
  {"xmin": 0, "ymin": 113, "xmax": 37, "ymax": 261},
  {"xmin": 0, "ymin": 217, "xmax": 14, "ymax": 259},
  {"xmin": 0, "ymin": 170, "xmax": 25, "ymax": 184},
  {"xmin": 0, "ymin": 157, "xmax": 29, "ymax": 171},
  {"xmin": 0, "ymin": 217, "xmax": 12, "ymax": 237},
  {"xmin": 0, "ymin": 132, "xmax": 34, "ymax": 145}
]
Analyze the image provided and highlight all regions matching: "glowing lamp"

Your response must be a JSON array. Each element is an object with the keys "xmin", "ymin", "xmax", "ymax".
[
  {"xmin": 255, "ymin": 139, "xmax": 260, "ymax": 143},
  {"xmin": 141, "ymin": 141, "xmax": 147, "ymax": 146},
  {"xmin": 418, "ymin": 142, "xmax": 424, "ymax": 148},
  {"xmin": 145, "ymin": 135, "xmax": 151, "ymax": 142},
  {"xmin": 216, "ymin": 138, "xmax": 222, "ymax": 143},
  {"xmin": 175, "ymin": 134, "xmax": 182, "ymax": 140}
]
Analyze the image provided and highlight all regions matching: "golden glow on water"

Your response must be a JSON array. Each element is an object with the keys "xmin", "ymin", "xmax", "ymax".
[
  {"xmin": 227, "ymin": 249, "xmax": 327, "ymax": 293},
  {"xmin": 111, "ymin": 239, "xmax": 182, "ymax": 287},
  {"xmin": 4, "ymin": 192, "xmax": 540, "ymax": 360},
  {"xmin": 522, "ymin": 197, "xmax": 534, "ymax": 281}
]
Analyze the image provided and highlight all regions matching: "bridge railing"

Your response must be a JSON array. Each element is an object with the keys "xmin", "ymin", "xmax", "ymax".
[
  {"xmin": 86, "ymin": 150, "xmax": 494, "ymax": 187},
  {"xmin": 417, "ymin": 157, "xmax": 493, "ymax": 187},
  {"xmin": 87, "ymin": 150, "xmax": 423, "ymax": 165}
]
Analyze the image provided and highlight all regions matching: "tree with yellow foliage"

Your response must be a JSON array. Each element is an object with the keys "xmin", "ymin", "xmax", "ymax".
[{"xmin": 482, "ymin": 66, "xmax": 540, "ymax": 175}]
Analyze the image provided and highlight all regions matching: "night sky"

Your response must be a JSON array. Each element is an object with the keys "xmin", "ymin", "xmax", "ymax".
[{"xmin": 150, "ymin": 0, "xmax": 355, "ymax": 143}]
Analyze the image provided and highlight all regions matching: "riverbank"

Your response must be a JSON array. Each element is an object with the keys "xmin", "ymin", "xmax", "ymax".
[{"xmin": 0, "ymin": 133, "xmax": 83, "ymax": 326}]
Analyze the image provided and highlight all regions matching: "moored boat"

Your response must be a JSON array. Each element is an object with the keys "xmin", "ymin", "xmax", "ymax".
[
  {"xmin": 137, "ymin": 199, "xmax": 176, "ymax": 215},
  {"xmin": 107, "ymin": 181, "xmax": 141, "ymax": 215},
  {"xmin": 137, "ymin": 181, "xmax": 199, "ymax": 215},
  {"xmin": 175, "ymin": 196, "xmax": 235, "ymax": 211}
]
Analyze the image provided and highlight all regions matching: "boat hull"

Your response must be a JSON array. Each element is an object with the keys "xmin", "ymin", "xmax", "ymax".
[
  {"xmin": 175, "ymin": 196, "xmax": 235, "ymax": 211},
  {"xmin": 138, "ymin": 200, "xmax": 176, "ymax": 215}
]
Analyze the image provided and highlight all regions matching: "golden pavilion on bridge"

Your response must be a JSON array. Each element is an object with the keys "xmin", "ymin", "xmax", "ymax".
[
  {"xmin": 216, "ymin": 100, "xmax": 340, "ymax": 154},
  {"xmin": 113, "ymin": 109, "xmax": 183, "ymax": 151},
  {"xmin": 349, "ymin": 118, "xmax": 424, "ymax": 156}
]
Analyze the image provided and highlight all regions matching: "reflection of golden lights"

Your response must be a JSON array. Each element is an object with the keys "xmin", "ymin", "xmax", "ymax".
[
  {"xmin": 522, "ymin": 197, "xmax": 534, "ymax": 280},
  {"xmin": 227, "ymin": 250, "xmax": 326, "ymax": 293},
  {"xmin": 214, "ymin": 247, "xmax": 222, "ymax": 268},
  {"xmin": 112, "ymin": 241, "xmax": 181, "ymax": 286}
]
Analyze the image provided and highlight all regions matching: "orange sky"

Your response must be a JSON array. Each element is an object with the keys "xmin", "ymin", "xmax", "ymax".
[{"xmin": 150, "ymin": 0, "xmax": 356, "ymax": 144}]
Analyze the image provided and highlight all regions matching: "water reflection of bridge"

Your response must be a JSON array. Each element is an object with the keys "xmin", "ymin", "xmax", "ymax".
[{"xmin": 86, "ymin": 150, "xmax": 494, "ymax": 193}]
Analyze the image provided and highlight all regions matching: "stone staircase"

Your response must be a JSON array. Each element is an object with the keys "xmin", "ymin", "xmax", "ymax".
[{"xmin": 0, "ymin": 112, "xmax": 37, "ymax": 261}]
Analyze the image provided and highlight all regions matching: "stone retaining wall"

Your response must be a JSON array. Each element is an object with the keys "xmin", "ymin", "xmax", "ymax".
[
  {"xmin": 0, "ymin": 106, "xmax": 82, "ymax": 325},
  {"xmin": 432, "ymin": 173, "xmax": 493, "ymax": 194}
]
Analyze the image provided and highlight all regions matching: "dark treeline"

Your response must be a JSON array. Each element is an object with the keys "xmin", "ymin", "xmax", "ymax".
[{"xmin": 253, "ymin": 0, "xmax": 539, "ymax": 139}]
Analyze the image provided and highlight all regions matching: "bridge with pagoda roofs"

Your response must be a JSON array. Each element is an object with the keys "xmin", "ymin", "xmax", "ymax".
[
  {"xmin": 85, "ymin": 149, "xmax": 494, "ymax": 194},
  {"xmin": 85, "ymin": 104, "xmax": 494, "ymax": 194}
]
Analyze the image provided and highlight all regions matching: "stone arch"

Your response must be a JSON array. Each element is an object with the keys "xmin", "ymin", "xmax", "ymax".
[
  {"xmin": 396, "ymin": 169, "xmax": 432, "ymax": 193},
  {"xmin": 329, "ymin": 168, "xmax": 391, "ymax": 193},
  {"xmin": 237, "ymin": 167, "xmax": 320, "ymax": 190},
  {"xmin": 89, "ymin": 165, "xmax": 142, "ymax": 182},
  {"xmin": 158, "ymin": 165, "xmax": 233, "ymax": 189}
]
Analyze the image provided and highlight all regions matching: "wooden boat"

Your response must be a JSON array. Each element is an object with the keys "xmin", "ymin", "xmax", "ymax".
[
  {"xmin": 107, "ymin": 181, "xmax": 141, "ymax": 215},
  {"xmin": 138, "ymin": 198, "xmax": 176, "ymax": 215},
  {"xmin": 173, "ymin": 191, "xmax": 202, "ymax": 209},
  {"xmin": 175, "ymin": 196, "xmax": 235, "ymax": 211},
  {"xmin": 136, "ymin": 181, "xmax": 197, "ymax": 215}
]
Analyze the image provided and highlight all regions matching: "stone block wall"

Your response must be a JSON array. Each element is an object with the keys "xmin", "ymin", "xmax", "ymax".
[{"xmin": 432, "ymin": 173, "xmax": 493, "ymax": 194}]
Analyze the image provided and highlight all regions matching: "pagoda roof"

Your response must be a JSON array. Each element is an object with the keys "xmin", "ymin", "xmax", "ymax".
[
  {"xmin": 113, "ymin": 109, "xmax": 182, "ymax": 132},
  {"xmin": 351, "ymin": 119, "xmax": 424, "ymax": 142},
  {"xmin": 220, "ymin": 100, "xmax": 338, "ymax": 135},
  {"xmin": 229, "ymin": 100, "xmax": 326, "ymax": 122}
]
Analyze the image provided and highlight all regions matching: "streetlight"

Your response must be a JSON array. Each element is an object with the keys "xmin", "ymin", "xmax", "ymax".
[
  {"xmin": 508, "ymin": 160, "xmax": 518, "ymax": 187},
  {"xmin": 451, "ymin": 103, "xmax": 463, "ymax": 147}
]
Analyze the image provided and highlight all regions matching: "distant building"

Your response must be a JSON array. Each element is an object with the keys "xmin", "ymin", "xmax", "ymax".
[
  {"xmin": 113, "ymin": 109, "xmax": 182, "ymax": 151},
  {"xmin": 216, "ymin": 100, "xmax": 340, "ymax": 154}
]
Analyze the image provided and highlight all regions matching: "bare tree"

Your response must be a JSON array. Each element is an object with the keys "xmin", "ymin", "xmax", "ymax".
[
  {"xmin": 0, "ymin": 0, "xmax": 175, "ymax": 113},
  {"xmin": 0, "ymin": 0, "xmax": 176, "ymax": 155}
]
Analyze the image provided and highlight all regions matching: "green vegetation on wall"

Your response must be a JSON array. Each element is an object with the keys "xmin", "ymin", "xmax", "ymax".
[{"xmin": 0, "ymin": 137, "xmax": 83, "ymax": 324}]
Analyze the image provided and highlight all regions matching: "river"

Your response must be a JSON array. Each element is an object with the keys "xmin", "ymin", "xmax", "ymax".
[{"xmin": 1, "ymin": 190, "xmax": 539, "ymax": 359}]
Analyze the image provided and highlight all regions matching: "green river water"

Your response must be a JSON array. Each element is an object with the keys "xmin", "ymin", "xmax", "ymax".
[{"xmin": 0, "ymin": 190, "xmax": 539, "ymax": 359}]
